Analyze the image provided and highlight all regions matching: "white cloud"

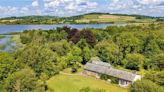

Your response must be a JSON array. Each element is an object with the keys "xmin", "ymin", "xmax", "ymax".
[
  {"xmin": 107, "ymin": 0, "xmax": 164, "ymax": 16},
  {"xmin": 139, "ymin": 0, "xmax": 164, "ymax": 5},
  {"xmin": 0, "ymin": 0, "xmax": 163, "ymax": 17},
  {"xmin": 43, "ymin": 0, "xmax": 98, "ymax": 16},
  {"xmin": 32, "ymin": 0, "xmax": 39, "ymax": 7},
  {"xmin": 108, "ymin": 0, "xmax": 135, "ymax": 10},
  {"xmin": 0, "ymin": 6, "xmax": 18, "ymax": 17}
]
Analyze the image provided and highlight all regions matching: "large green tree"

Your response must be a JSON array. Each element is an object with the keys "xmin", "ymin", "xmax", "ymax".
[
  {"xmin": 16, "ymin": 45, "xmax": 60, "ymax": 77},
  {"xmin": 115, "ymin": 32, "xmax": 142, "ymax": 58},
  {"xmin": 145, "ymin": 71, "xmax": 164, "ymax": 86},
  {"xmin": 1, "ymin": 68, "xmax": 44, "ymax": 92},
  {"xmin": 95, "ymin": 40, "xmax": 121, "ymax": 64},
  {"xmin": 65, "ymin": 46, "xmax": 82, "ymax": 72},
  {"xmin": 130, "ymin": 80, "xmax": 164, "ymax": 92},
  {"xmin": 0, "ymin": 52, "xmax": 21, "ymax": 81},
  {"xmin": 123, "ymin": 53, "xmax": 146, "ymax": 71}
]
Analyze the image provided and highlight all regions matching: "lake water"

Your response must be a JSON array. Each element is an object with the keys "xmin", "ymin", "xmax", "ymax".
[
  {"xmin": 0, "ymin": 35, "xmax": 16, "ymax": 52},
  {"xmin": 0, "ymin": 24, "xmax": 125, "ymax": 34}
]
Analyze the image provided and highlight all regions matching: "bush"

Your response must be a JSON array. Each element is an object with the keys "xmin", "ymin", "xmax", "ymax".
[
  {"xmin": 130, "ymin": 80, "xmax": 164, "ymax": 92},
  {"xmin": 80, "ymin": 87, "xmax": 106, "ymax": 92},
  {"xmin": 100, "ymin": 74, "xmax": 118, "ymax": 84},
  {"xmin": 71, "ymin": 68, "xmax": 77, "ymax": 73},
  {"xmin": 125, "ymin": 61, "xmax": 139, "ymax": 71},
  {"xmin": 100, "ymin": 74, "xmax": 109, "ymax": 80}
]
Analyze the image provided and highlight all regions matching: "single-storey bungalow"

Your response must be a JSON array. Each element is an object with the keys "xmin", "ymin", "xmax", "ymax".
[{"xmin": 84, "ymin": 59, "xmax": 141, "ymax": 87}]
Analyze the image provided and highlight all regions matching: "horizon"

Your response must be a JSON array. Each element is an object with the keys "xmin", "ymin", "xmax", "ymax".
[
  {"xmin": 0, "ymin": 0, "xmax": 164, "ymax": 18},
  {"xmin": 1, "ymin": 12, "xmax": 164, "ymax": 19},
  {"xmin": 0, "ymin": 12, "xmax": 162, "ymax": 19}
]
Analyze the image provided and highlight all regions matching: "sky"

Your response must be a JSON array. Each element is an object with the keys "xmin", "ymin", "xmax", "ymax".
[{"xmin": 0, "ymin": 0, "xmax": 164, "ymax": 18}]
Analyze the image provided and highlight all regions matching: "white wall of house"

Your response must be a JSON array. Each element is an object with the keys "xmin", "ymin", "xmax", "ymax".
[{"xmin": 133, "ymin": 75, "xmax": 141, "ymax": 82}]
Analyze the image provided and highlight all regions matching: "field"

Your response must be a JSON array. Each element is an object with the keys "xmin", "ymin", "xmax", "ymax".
[
  {"xmin": 76, "ymin": 14, "xmax": 135, "ymax": 23},
  {"xmin": 75, "ymin": 14, "xmax": 156, "ymax": 24},
  {"xmin": 47, "ymin": 74, "xmax": 128, "ymax": 92}
]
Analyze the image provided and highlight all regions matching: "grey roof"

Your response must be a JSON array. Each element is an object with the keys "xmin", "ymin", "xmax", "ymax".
[
  {"xmin": 84, "ymin": 62, "xmax": 137, "ymax": 81},
  {"xmin": 92, "ymin": 61, "xmax": 111, "ymax": 68}
]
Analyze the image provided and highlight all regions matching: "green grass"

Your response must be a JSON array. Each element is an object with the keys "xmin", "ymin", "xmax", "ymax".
[
  {"xmin": 75, "ymin": 14, "xmax": 156, "ymax": 24},
  {"xmin": 47, "ymin": 74, "xmax": 128, "ymax": 92},
  {"xmin": 0, "ymin": 35, "xmax": 6, "ymax": 39},
  {"xmin": 0, "ymin": 44, "xmax": 6, "ymax": 50}
]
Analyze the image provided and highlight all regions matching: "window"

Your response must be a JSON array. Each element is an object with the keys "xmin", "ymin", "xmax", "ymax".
[
  {"xmin": 120, "ymin": 80, "xmax": 124, "ymax": 85},
  {"xmin": 125, "ymin": 81, "xmax": 127, "ymax": 85},
  {"xmin": 120, "ymin": 80, "xmax": 128, "ymax": 85}
]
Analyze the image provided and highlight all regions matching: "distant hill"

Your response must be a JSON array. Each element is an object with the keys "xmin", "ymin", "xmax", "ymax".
[{"xmin": 0, "ymin": 12, "xmax": 163, "ymax": 24}]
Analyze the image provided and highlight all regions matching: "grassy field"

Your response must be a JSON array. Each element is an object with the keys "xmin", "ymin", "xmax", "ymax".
[
  {"xmin": 47, "ymin": 74, "xmax": 128, "ymax": 92},
  {"xmin": 75, "ymin": 14, "xmax": 155, "ymax": 24}
]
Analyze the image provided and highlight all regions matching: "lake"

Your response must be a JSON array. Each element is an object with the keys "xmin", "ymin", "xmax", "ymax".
[{"xmin": 0, "ymin": 24, "xmax": 125, "ymax": 34}]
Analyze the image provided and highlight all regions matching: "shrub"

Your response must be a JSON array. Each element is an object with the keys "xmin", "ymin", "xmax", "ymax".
[
  {"xmin": 80, "ymin": 87, "xmax": 106, "ymax": 92},
  {"xmin": 100, "ymin": 74, "xmax": 118, "ymax": 84}
]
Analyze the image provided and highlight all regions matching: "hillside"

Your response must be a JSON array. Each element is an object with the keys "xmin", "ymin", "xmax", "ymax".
[
  {"xmin": 70, "ymin": 13, "xmax": 155, "ymax": 24},
  {"xmin": 0, "ymin": 12, "xmax": 163, "ymax": 24}
]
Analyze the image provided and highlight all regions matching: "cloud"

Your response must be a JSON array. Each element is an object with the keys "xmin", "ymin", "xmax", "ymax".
[
  {"xmin": 0, "ymin": 6, "xmax": 19, "ymax": 17},
  {"xmin": 0, "ymin": 0, "xmax": 163, "ymax": 17},
  {"xmin": 0, "ymin": 0, "xmax": 42, "ymax": 17},
  {"xmin": 107, "ymin": 0, "xmax": 164, "ymax": 16},
  {"xmin": 43, "ymin": 0, "xmax": 98, "ymax": 16},
  {"xmin": 32, "ymin": 0, "xmax": 39, "ymax": 7},
  {"xmin": 139, "ymin": 0, "xmax": 164, "ymax": 5}
]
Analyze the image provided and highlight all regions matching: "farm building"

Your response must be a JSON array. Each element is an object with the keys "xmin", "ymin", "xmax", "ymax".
[{"xmin": 84, "ymin": 58, "xmax": 141, "ymax": 87}]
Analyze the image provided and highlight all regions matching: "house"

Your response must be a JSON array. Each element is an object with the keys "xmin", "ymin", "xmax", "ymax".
[{"xmin": 83, "ymin": 59, "xmax": 141, "ymax": 87}]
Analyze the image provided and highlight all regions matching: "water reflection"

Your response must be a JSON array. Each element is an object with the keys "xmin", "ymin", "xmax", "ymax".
[{"xmin": 0, "ymin": 35, "xmax": 16, "ymax": 52}]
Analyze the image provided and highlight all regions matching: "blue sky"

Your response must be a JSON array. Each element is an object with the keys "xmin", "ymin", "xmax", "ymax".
[{"xmin": 0, "ymin": 0, "xmax": 164, "ymax": 18}]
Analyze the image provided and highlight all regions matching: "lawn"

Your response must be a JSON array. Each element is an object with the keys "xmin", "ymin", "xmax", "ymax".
[{"xmin": 47, "ymin": 74, "xmax": 128, "ymax": 92}]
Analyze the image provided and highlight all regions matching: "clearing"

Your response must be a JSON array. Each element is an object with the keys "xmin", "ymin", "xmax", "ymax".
[{"xmin": 47, "ymin": 74, "xmax": 128, "ymax": 92}]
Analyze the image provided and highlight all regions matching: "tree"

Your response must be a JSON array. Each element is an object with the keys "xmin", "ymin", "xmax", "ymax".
[
  {"xmin": 77, "ymin": 39, "xmax": 94, "ymax": 64},
  {"xmin": 48, "ymin": 30, "xmax": 68, "ymax": 42},
  {"xmin": 0, "ymin": 52, "xmax": 21, "ymax": 81},
  {"xmin": 92, "ymin": 29, "xmax": 111, "ymax": 41},
  {"xmin": 115, "ymin": 32, "xmax": 142, "ymax": 58},
  {"xmin": 153, "ymin": 53, "xmax": 164, "ymax": 71},
  {"xmin": 156, "ymin": 30, "xmax": 164, "ymax": 51},
  {"xmin": 130, "ymin": 80, "xmax": 164, "ymax": 92},
  {"xmin": 47, "ymin": 40, "xmax": 70, "ymax": 56},
  {"xmin": 145, "ymin": 71, "xmax": 164, "ymax": 86},
  {"xmin": 20, "ymin": 30, "xmax": 48, "ymax": 44},
  {"xmin": 1, "ymin": 68, "xmax": 44, "ymax": 92},
  {"xmin": 143, "ymin": 32, "xmax": 162, "ymax": 56},
  {"xmin": 95, "ymin": 40, "xmax": 121, "ymax": 65},
  {"xmin": 123, "ymin": 53, "xmax": 146, "ymax": 71},
  {"xmin": 16, "ymin": 45, "xmax": 60, "ymax": 77},
  {"xmin": 145, "ymin": 53, "xmax": 164, "ymax": 71},
  {"xmin": 70, "ymin": 30, "xmax": 96, "ymax": 47},
  {"xmin": 65, "ymin": 46, "xmax": 82, "ymax": 72},
  {"xmin": 83, "ymin": 46, "xmax": 93, "ymax": 63}
]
